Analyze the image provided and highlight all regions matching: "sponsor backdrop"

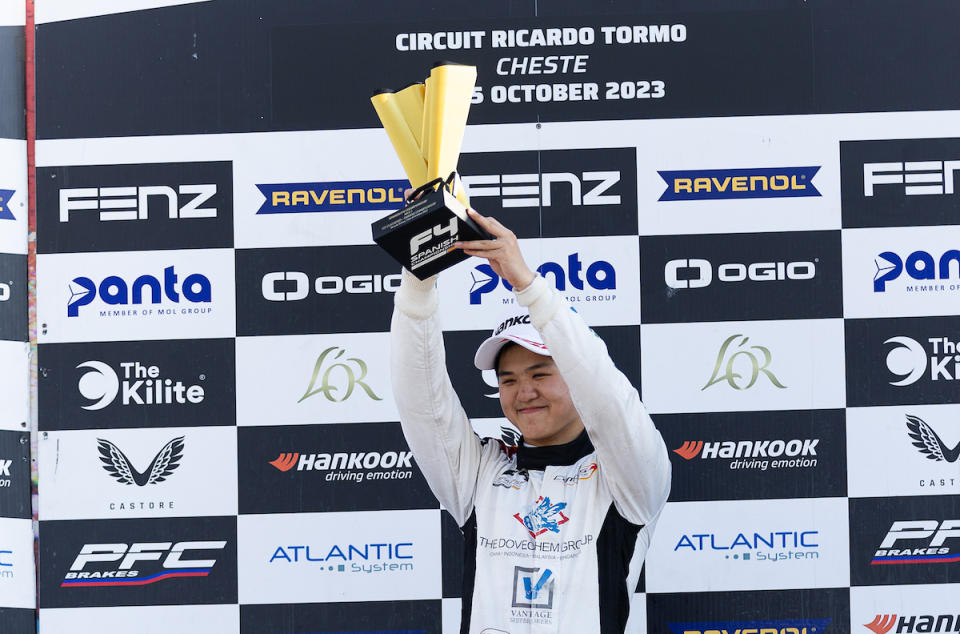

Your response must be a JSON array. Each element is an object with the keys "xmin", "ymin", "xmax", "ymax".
[
  {"xmin": 31, "ymin": 1, "xmax": 960, "ymax": 633},
  {"xmin": 1, "ymin": 0, "xmax": 34, "ymax": 629}
]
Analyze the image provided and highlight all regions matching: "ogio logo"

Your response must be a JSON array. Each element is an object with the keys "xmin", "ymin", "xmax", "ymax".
[
  {"xmin": 665, "ymin": 259, "xmax": 815, "ymax": 289},
  {"xmin": 59, "ymin": 185, "xmax": 217, "ymax": 222},
  {"xmin": 261, "ymin": 271, "xmax": 400, "ymax": 301}
]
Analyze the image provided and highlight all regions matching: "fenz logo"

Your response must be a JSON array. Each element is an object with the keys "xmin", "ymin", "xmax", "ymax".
[
  {"xmin": 462, "ymin": 169, "xmax": 621, "ymax": 208},
  {"xmin": 666, "ymin": 259, "xmax": 815, "ymax": 289},
  {"xmin": 871, "ymin": 520, "xmax": 960, "ymax": 565},
  {"xmin": 864, "ymin": 161, "xmax": 960, "ymax": 198},
  {"xmin": 884, "ymin": 336, "xmax": 960, "ymax": 386},
  {"xmin": 469, "ymin": 253, "xmax": 615, "ymax": 305},
  {"xmin": 76, "ymin": 360, "xmax": 205, "ymax": 410},
  {"xmin": 261, "ymin": 271, "xmax": 400, "ymax": 301},
  {"xmin": 67, "ymin": 266, "xmax": 212, "ymax": 317},
  {"xmin": 59, "ymin": 184, "xmax": 216, "ymax": 223},
  {"xmin": 62, "ymin": 541, "xmax": 226, "ymax": 587}
]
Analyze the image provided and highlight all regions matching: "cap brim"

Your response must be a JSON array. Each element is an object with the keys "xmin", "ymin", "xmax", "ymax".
[{"xmin": 474, "ymin": 333, "xmax": 550, "ymax": 370}]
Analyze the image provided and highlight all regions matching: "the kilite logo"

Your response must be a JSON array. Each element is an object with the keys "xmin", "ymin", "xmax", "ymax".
[
  {"xmin": 906, "ymin": 414, "xmax": 960, "ymax": 463},
  {"xmin": 62, "ymin": 541, "xmax": 226, "ymax": 587},
  {"xmin": 469, "ymin": 253, "xmax": 615, "ymax": 305},
  {"xmin": 97, "ymin": 437, "xmax": 184, "ymax": 486},
  {"xmin": 702, "ymin": 334, "xmax": 787, "ymax": 391},
  {"xmin": 873, "ymin": 249, "xmax": 960, "ymax": 293},
  {"xmin": 885, "ymin": 336, "xmax": 960, "ymax": 386},
  {"xmin": 298, "ymin": 346, "xmax": 382, "ymax": 403},
  {"xmin": 59, "ymin": 184, "xmax": 217, "ymax": 222},
  {"xmin": 76, "ymin": 360, "xmax": 205, "ymax": 410},
  {"xmin": 67, "ymin": 266, "xmax": 212, "ymax": 317},
  {"xmin": 0, "ymin": 188, "xmax": 15, "ymax": 220},
  {"xmin": 657, "ymin": 166, "xmax": 821, "ymax": 201},
  {"xmin": 872, "ymin": 519, "xmax": 960, "ymax": 564},
  {"xmin": 514, "ymin": 496, "xmax": 569, "ymax": 538}
]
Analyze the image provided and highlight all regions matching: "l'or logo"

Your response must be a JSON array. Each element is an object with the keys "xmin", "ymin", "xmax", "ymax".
[
  {"xmin": 299, "ymin": 346, "xmax": 382, "ymax": 403},
  {"xmin": 702, "ymin": 334, "xmax": 787, "ymax": 391}
]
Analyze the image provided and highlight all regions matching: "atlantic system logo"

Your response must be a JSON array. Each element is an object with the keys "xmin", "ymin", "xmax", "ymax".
[
  {"xmin": 256, "ymin": 179, "xmax": 406, "ymax": 214},
  {"xmin": 702, "ymin": 334, "xmax": 787, "ymax": 391},
  {"xmin": 864, "ymin": 161, "xmax": 960, "ymax": 197},
  {"xmin": 76, "ymin": 360, "xmax": 205, "ymax": 410},
  {"xmin": 871, "ymin": 519, "xmax": 960, "ymax": 564},
  {"xmin": 669, "ymin": 619, "xmax": 832, "ymax": 634},
  {"xmin": 299, "ymin": 346, "xmax": 382, "ymax": 403},
  {"xmin": 268, "ymin": 449, "xmax": 414, "ymax": 483},
  {"xmin": 873, "ymin": 249, "xmax": 960, "ymax": 293},
  {"xmin": 98, "ymin": 436, "xmax": 184, "ymax": 487},
  {"xmin": 658, "ymin": 166, "xmax": 821, "ymax": 201},
  {"xmin": 0, "ymin": 188, "xmax": 15, "ymax": 220},
  {"xmin": 66, "ymin": 266, "xmax": 212, "ymax": 317},
  {"xmin": 261, "ymin": 270, "xmax": 401, "ymax": 301},
  {"xmin": 59, "ymin": 184, "xmax": 217, "ymax": 222},
  {"xmin": 673, "ymin": 438, "xmax": 819, "ymax": 471},
  {"xmin": 61, "ymin": 541, "xmax": 227, "ymax": 587},
  {"xmin": 0, "ymin": 548, "xmax": 13, "ymax": 579},
  {"xmin": 665, "ymin": 259, "xmax": 815, "ymax": 289},
  {"xmin": 514, "ymin": 496, "xmax": 569, "ymax": 539},
  {"xmin": 469, "ymin": 253, "xmax": 615, "ymax": 305},
  {"xmin": 884, "ymin": 336, "xmax": 960, "ymax": 386},
  {"xmin": 674, "ymin": 529, "xmax": 820, "ymax": 562},
  {"xmin": 269, "ymin": 541, "xmax": 414, "ymax": 574},
  {"xmin": 866, "ymin": 613, "xmax": 960, "ymax": 634}
]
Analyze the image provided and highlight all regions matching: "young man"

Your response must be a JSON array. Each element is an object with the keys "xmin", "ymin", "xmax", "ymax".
[{"xmin": 391, "ymin": 207, "xmax": 671, "ymax": 634}]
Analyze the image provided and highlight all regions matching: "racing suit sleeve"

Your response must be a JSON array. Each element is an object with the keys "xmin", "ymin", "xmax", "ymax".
[
  {"xmin": 390, "ymin": 268, "xmax": 482, "ymax": 527},
  {"xmin": 515, "ymin": 274, "xmax": 671, "ymax": 527}
]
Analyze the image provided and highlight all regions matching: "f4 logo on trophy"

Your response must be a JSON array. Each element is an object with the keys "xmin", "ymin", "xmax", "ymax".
[{"xmin": 702, "ymin": 334, "xmax": 787, "ymax": 391}]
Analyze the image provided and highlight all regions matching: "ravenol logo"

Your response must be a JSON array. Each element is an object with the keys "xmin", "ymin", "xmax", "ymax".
[
  {"xmin": 256, "ymin": 180, "xmax": 407, "ymax": 214},
  {"xmin": 658, "ymin": 167, "xmax": 821, "ymax": 201},
  {"xmin": 668, "ymin": 619, "xmax": 832, "ymax": 634},
  {"xmin": 0, "ymin": 189, "xmax": 14, "ymax": 220}
]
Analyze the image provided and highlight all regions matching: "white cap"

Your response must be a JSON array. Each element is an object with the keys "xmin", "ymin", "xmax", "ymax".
[{"xmin": 474, "ymin": 308, "xmax": 550, "ymax": 370}]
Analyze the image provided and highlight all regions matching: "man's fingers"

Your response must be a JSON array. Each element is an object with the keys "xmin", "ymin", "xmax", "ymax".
[
  {"xmin": 467, "ymin": 208, "xmax": 508, "ymax": 237},
  {"xmin": 456, "ymin": 239, "xmax": 500, "ymax": 251}
]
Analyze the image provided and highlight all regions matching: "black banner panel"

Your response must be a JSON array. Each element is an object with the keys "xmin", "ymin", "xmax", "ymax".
[
  {"xmin": 0, "ymin": 253, "xmax": 27, "ymax": 342},
  {"xmin": 240, "ymin": 600, "xmax": 442, "ymax": 634},
  {"xmin": 0, "ymin": 430, "xmax": 31, "ymax": 519}
]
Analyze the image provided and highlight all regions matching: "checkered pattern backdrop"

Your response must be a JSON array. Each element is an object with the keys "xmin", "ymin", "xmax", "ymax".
[{"xmin": 26, "ymin": 1, "xmax": 960, "ymax": 633}]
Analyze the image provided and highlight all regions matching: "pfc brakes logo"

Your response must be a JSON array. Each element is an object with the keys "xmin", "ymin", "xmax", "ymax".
[
  {"xmin": 261, "ymin": 271, "xmax": 401, "ymax": 301},
  {"xmin": 299, "ymin": 346, "xmax": 382, "ymax": 404},
  {"xmin": 657, "ymin": 166, "xmax": 821, "ymax": 201},
  {"xmin": 873, "ymin": 249, "xmax": 960, "ymax": 293},
  {"xmin": 905, "ymin": 414, "xmax": 960, "ymax": 463},
  {"xmin": 410, "ymin": 217, "xmax": 458, "ymax": 272},
  {"xmin": 462, "ymin": 170, "xmax": 621, "ymax": 208},
  {"xmin": 665, "ymin": 259, "xmax": 816, "ymax": 289},
  {"xmin": 884, "ymin": 336, "xmax": 960, "ymax": 386},
  {"xmin": 256, "ymin": 179, "xmax": 406, "ymax": 214},
  {"xmin": 673, "ymin": 438, "xmax": 819, "ymax": 471},
  {"xmin": 61, "ymin": 541, "xmax": 227, "ymax": 587},
  {"xmin": 866, "ymin": 614, "xmax": 960, "ymax": 634},
  {"xmin": 469, "ymin": 253, "xmax": 615, "ymax": 305},
  {"xmin": 97, "ymin": 436, "xmax": 184, "ymax": 487},
  {"xmin": 0, "ymin": 188, "xmax": 15, "ymax": 220},
  {"xmin": 59, "ymin": 184, "xmax": 217, "ymax": 222},
  {"xmin": 673, "ymin": 529, "xmax": 820, "ymax": 562},
  {"xmin": 702, "ymin": 334, "xmax": 787, "ymax": 391},
  {"xmin": 871, "ymin": 520, "xmax": 960, "ymax": 565},
  {"xmin": 669, "ymin": 619, "xmax": 832, "ymax": 634},
  {"xmin": 76, "ymin": 360, "xmax": 205, "ymax": 410},
  {"xmin": 268, "ymin": 450, "xmax": 415, "ymax": 483},
  {"xmin": 864, "ymin": 161, "xmax": 960, "ymax": 197},
  {"xmin": 66, "ymin": 266, "xmax": 212, "ymax": 317}
]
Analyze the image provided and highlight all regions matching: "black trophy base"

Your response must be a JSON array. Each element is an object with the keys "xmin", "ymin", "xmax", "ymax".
[{"xmin": 371, "ymin": 187, "xmax": 493, "ymax": 280}]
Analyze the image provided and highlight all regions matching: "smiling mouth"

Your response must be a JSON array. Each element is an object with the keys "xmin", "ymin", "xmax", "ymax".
[{"xmin": 518, "ymin": 406, "xmax": 546, "ymax": 415}]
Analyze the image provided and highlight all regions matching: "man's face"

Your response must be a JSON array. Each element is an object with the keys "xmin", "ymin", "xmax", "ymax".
[{"xmin": 497, "ymin": 344, "xmax": 584, "ymax": 447}]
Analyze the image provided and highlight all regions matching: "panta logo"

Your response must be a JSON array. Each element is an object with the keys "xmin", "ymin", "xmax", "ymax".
[
  {"xmin": 0, "ymin": 188, "xmax": 15, "ymax": 220},
  {"xmin": 67, "ymin": 266, "xmax": 212, "ymax": 317},
  {"xmin": 469, "ymin": 253, "xmax": 615, "ymax": 304},
  {"xmin": 906, "ymin": 414, "xmax": 960, "ymax": 463},
  {"xmin": 703, "ymin": 334, "xmax": 787, "ymax": 391},
  {"xmin": 864, "ymin": 160, "xmax": 960, "ymax": 196},
  {"xmin": 261, "ymin": 271, "xmax": 401, "ymax": 301},
  {"xmin": 59, "ymin": 184, "xmax": 217, "ymax": 222},
  {"xmin": 673, "ymin": 438, "xmax": 819, "ymax": 471},
  {"xmin": 298, "ymin": 346, "xmax": 382, "ymax": 403},
  {"xmin": 76, "ymin": 360, "xmax": 205, "ymax": 410},
  {"xmin": 514, "ymin": 496, "xmax": 569, "ymax": 538},
  {"xmin": 463, "ymin": 170, "xmax": 620, "ymax": 208},
  {"xmin": 511, "ymin": 566, "xmax": 554, "ymax": 609},
  {"xmin": 0, "ymin": 548, "xmax": 11, "ymax": 574},
  {"xmin": 256, "ymin": 179, "xmax": 406, "ymax": 214},
  {"xmin": 866, "ymin": 614, "xmax": 960, "ymax": 634},
  {"xmin": 97, "ymin": 436, "xmax": 184, "ymax": 486},
  {"xmin": 0, "ymin": 281, "xmax": 9, "ymax": 301},
  {"xmin": 674, "ymin": 530, "xmax": 819, "ymax": 562},
  {"xmin": 658, "ymin": 166, "xmax": 821, "ymax": 201},
  {"xmin": 873, "ymin": 250, "xmax": 960, "ymax": 292},
  {"xmin": 665, "ymin": 259, "xmax": 815, "ymax": 289},
  {"xmin": 885, "ymin": 336, "xmax": 960, "ymax": 386},
  {"xmin": 668, "ymin": 619, "xmax": 832, "ymax": 634},
  {"xmin": 62, "ymin": 541, "xmax": 226, "ymax": 587},
  {"xmin": 872, "ymin": 520, "xmax": 960, "ymax": 564}
]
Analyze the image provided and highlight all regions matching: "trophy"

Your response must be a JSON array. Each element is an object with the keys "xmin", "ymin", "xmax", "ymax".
[{"xmin": 370, "ymin": 62, "xmax": 493, "ymax": 280}]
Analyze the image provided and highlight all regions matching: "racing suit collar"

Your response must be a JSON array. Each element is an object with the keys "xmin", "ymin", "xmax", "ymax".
[{"xmin": 516, "ymin": 429, "xmax": 594, "ymax": 470}]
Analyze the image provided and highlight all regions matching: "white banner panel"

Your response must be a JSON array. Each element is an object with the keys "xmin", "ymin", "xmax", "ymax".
[
  {"xmin": 0, "ymin": 139, "xmax": 27, "ymax": 255},
  {"xmin": 237, "ymin": 509, "xmax": 441, "ymax": 605},
  {"xmin": 39, "ymin": 604, "xmax": 240, "ymax": 633},
  {"xmin": 847, "ymin": 404, "xmax": 960, "ymax": 498},
  {"xmin": 35, "ymin": 0, "xmax": 213, "ymax": 24},
  {"xmin": 37, "ymin": 248, "xmax": 236, "ymax": 343},
  {"xmin": 641, "ymin": 318, "xmax": 846, "ymax": 414},
  {"xmin": 0, "ymin": 517, "xmax": 35, "ymax": 609},
  {"xmin": 39, "ymin": 426, "xmax": 238, "ymax": 520},
  {"xmin": 842, "ymin": 225, "xmax": 960, "ymax": 319},
  {"xmin": 644, "ymin": 497, "xmax": 850, "ymax": 593},
  {"xmin": 0, "ymin": 340, "xmax": 28, "ymax": 431},
  {"xmin": 849, "ymin": 583, "xmax": 960, "ymax": 634},
  {"xmin": 235, "ymin": 333, "xmax": 399, "ymax": 426}
]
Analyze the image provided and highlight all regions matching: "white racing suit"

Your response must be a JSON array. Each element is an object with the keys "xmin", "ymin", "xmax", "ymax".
[{"xmin": 391, "ymin": 270, "xmax": 671, "ymax": 634}]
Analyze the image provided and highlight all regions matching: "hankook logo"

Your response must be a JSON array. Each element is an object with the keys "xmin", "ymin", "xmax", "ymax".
[
  {"xmin": 665, "ymin": 259, "xmax": 815, "ymax": 289},
  {"xmin": 76, "ymin": 360, "xmax": 205, "ymax": 410},
  {"xmin": 866, "ymin": 613, "xmax": 960, "ymax": 634},
  {"xmin": 59, "ymin": 184, "xmax": 217, "ymax": 222},
  {"xmin": 261, "ymin": 271, "xmax": 401, "ymax": 301}
]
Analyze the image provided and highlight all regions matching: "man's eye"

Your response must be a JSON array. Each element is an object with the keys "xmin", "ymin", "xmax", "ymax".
[{"xmin": 500, "ymin": 379, "xmax": 515, "ymax": 386}]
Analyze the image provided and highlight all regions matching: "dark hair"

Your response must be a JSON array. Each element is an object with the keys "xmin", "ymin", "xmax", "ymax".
[{"xmin": 494, "ymin": 341, "xmax": 520, "ymax": 374}]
